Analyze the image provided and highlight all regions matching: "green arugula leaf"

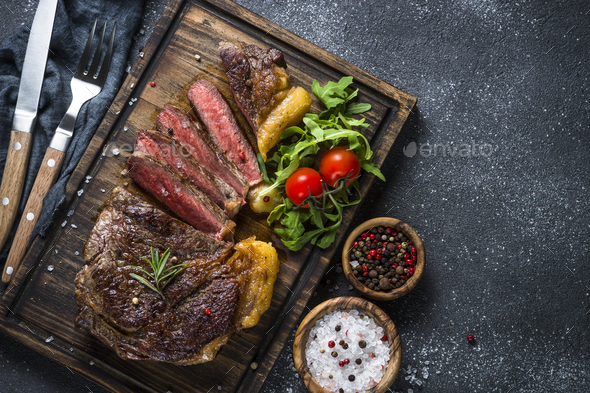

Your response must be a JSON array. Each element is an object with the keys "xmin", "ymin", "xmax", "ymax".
[
  {"xmin": 346, "ymin": 102, "xmax": 372, "ymax": 114},
  {"xmin": 361, "ymin": 160, "xmax": 386, "ymax": 181}
]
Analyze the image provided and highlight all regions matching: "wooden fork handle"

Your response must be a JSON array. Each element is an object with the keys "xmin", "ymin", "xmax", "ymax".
[
  {"xmin": 2, "ymin": 147, "xmax": 65, "ymax": 284},
  {"xmin": 0, "ymin": 131, "xmax": 32, "ymax": 251}
]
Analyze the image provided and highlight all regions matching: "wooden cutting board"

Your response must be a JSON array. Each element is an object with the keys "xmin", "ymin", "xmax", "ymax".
[{"xmin": 0, "ymin": 1, "xmax": 415, "ymax": 392}]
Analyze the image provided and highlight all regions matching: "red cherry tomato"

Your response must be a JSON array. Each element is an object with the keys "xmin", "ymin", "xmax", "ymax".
[
  {"xmin": 319, "ymin": 147, "xmax": 361, "ymax": 187},
  {"xmin": 285, "ymin": 167, "xmax": 323, "ymax": 206}
]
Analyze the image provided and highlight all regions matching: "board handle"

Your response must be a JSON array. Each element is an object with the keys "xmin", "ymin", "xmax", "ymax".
[
  {"xmin": 0, "ymin": 130, "xmax": 33, "ymax": 252},
  {"xmin": 2, "ymin": 147, "xmax": 65, "ymax": 284}
]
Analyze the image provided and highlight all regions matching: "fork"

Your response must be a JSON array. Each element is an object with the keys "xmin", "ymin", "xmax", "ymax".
[{"xmin": 2, "ymin": 19, "xmax": 116, "ymax": 284}]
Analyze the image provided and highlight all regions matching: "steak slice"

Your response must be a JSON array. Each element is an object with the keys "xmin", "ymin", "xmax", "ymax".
[
  {"xmin": 219, "ymin": 41, "xmax": 292, "ymax": 135},
  {"xmin": 156, "ymin": 105, "xmax": 249, "ymax": 199},
  {"xmin": 127, "ymin": 151, "xmax": 235, "ymax": 241},
  {"xmin": 75, "ymin": 186, "xmax": 238, "ymax": 364},
  {"xmin": 187, "ymin": 79, "xmax": 262, "ymax": 186},
  {"xmin": 136, "ymin": 129, "xmax": 242, "ymax": 218}
]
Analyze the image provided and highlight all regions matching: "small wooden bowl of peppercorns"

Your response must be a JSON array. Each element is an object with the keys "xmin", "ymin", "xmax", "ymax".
[{"xmin": 342, "ymin": 217, "xmax": 425, "ymax": 301}]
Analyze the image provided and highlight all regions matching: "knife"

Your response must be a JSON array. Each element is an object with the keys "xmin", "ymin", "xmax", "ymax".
[{"xmin": 0, "ymin": 0, "xmax": 58, "ymax": 255}]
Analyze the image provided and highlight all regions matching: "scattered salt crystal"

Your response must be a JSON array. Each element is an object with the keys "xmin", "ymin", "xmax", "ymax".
[
  {"xmin": 129, "ymin": 101, "xmax": 134, "ymax": 106},
  {"xmin": 69, "ymin": 347, "xmax": 73, "ymax": 352},
  {"xmin": 423, "ymin": 367, "xmax": 429, "ymax": 379},
  {"xmin": 217, "ymin": 386, "xmax": 222, "ymax": 390},
  {"xmin": 86, "ymin": 175, "xmax": 92, "ymax": 180},
  {"xmin": 89, "ymin": 361, "xmax": 94, "ymax": 366},
  {"xmin": 424, "ymin": 361, "xmax": 430, "ymax": 365},
  {"xmin": 54, "ymin": 249, "xmax": 58, "ymax": 254},
  {"xmin": 112, "ymin": 148, "xmax": 120, "ymax": 156},
  {"xmin": 436, "ymin": 370, "xmax": 441, "ymax": 374},
  {"xmin": 75, "ymin": 251, "xmax": 80, "ymax": 256},
  {"xmin": 408, "ymin": 389, "xmax": 414, "ymax": 393},
  {"xmin": 139, "ymin": 52, "xmax": 144, "ymax": 58},
  {"xmin": 126, "ymin": 66, "xmax": 131, "ymax": 73},
  {"xmin": 71, "ymin": 224, "xmax": 77, "ymax": 229},
  {"xmin": 77, "ymin": 189, "xmax": 84, "ymax": 196},
  {"xmin": 116, "ymin": 111, "xmax": 120, "ymax": 115},
  {"xmin": 139, "ymin": 28, "xmax": 145, "ymax": 35},
  {"xmin": 45, "ymin": 336, "xmax": 54, "ymax": 343},
  {"xmin": 47, "ymin": 265, "xmax": 54, "ymax": 272},
  {"xmin": 100, "ymin": 188, "xmax": 106, "ymax": 193},
  {"xmin": 61, "ymin": 221, "xmax": 67, "ymax": 227},
  {"xmin": 350, "ymin": 260, "xmax": 359, "ymax": 267},
  {"xmin": 124, "ymin": 126, "xmax": 129, "ymax": 132},
  {"xmin": 68, "ymin": 210, "xmax": 75, "ymax": 216}
]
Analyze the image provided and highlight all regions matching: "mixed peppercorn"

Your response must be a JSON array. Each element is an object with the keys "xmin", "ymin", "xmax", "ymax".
[{"xmin": 349, "ymin": 226, "xmax": 417, "ymax": 291}]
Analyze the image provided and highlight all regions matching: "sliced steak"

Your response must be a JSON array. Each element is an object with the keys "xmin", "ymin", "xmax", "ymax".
[
  {"xmin": 75, "ymin": 186, "xmax": 238, "ymax": 364},
  {"xmin": 219, "ymin": 41, "xmax": 292, "ymax": 135},
  {"xmin": 136, "ymin": 129, "xmax": 242, "ymax": 218},
  {"xmin": 188, "ymin": 79, "xmax": 262, "ymax": 186},
  {"xmin": 127, "ymin": 151, "xmax": 235, "ymax": 241},
  {"xmin": 156, "ymin": 105, "xmax": 249, "ymax": 199}
]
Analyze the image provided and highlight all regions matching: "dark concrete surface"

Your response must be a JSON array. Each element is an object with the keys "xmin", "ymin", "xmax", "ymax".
[{"xmin": 1, "ymin": 1, "xmax": 589, "ymax": 392}]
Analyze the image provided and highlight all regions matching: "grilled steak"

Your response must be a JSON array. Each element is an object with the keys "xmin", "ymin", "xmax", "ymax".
[
  {"xmin": 127, "ymin": 151, "xmax": 235, "ymax": 241},
  {"xmin": 219, "ymin": 41, "xmax": 292, "ymax": 135},
  {"xmin": 75, "ymin": 187, "xmax": 237, "ymax": 364},
  {"xmin": 187, "ymin": 79, "xmax": 262, "ymax": 186},
  {"xmin": 136, "ymin": 129, "xmax": 242, "ymax": 218},
  {"xmin": 156, "ymin": 105, "xmax": 249, "ymax": 199}
]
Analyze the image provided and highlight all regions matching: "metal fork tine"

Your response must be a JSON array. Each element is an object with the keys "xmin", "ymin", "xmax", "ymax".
[
  {"xmin": 88, "ymin": 19, "xmax": 107, "ymax": 78},
  {"xmin": 76, "ymin": 18, "xmax": 97, "ymax": 77},
  {"xmin": 96, "ymin": 22, "xmax": 116, "ymax": 87}
]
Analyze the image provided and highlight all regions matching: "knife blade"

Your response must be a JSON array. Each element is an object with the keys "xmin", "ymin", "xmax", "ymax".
[{"xmin": 0, "ymin": 0, "xmax": 58, "ymax": 253}]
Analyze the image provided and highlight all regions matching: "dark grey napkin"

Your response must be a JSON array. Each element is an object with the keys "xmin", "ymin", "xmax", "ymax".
[{"xmin": 0, "ymin": 0, "xmax": 144, "ymax": 263}]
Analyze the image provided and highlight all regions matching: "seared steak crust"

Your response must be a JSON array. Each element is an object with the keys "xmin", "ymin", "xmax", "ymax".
[
  {"xmin": 75, "ymin": 187, "xmax": 236, "ymax": 364},
  {"xmin": 219, "ymin": 41, "xmax": 292, "ymax": 134},
  {"xmin": 187, "ymin": 80, "xmax": 262, "ymax": 186}
]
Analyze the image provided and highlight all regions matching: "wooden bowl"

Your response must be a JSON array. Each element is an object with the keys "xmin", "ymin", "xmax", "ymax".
[
  {"xmin": 342, "ymin": 217, "xmax": 425, "ymax": 301},
  {"xmin": 293, "ymin": 297, "xmax": 402, "ymax": 393}
]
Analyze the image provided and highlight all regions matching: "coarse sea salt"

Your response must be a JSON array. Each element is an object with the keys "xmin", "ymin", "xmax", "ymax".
[{"xmin": 305, "ymin": 309, "xmax": 389, "ymax": 393}]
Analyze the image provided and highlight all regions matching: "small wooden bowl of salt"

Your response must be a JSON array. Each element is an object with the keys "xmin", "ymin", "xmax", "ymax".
[{"xmin": 293, "ymin": 297, "xmax": 401, "ymax": 393}]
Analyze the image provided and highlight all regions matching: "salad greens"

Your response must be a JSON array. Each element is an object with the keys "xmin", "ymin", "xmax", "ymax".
[{"xmin": 260, "ymin": 77, "xmax": 385, "ymax": 251}]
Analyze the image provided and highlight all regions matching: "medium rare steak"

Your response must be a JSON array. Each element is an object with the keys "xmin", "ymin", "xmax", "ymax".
[
  {"xmin": 219, "ymin": 41, "xmax": 292, "ymax": 135},
  {"xmin": 127, "ymin": 151, "xmax": 235, "ymax": 241},
  {"xmin": 156, "ymin": 105, "xmax": 249, "ymax": 199},
  {"xmin": 136, "ymin": 129, "xmax": 242, "ymax": 218},
  {"xmin": 75, "ymin": 187, "xmax": 236, "ymax": 364},
  {"xmin": 187, "ymin": 79, "xmax": 262, "ymax": 186}
]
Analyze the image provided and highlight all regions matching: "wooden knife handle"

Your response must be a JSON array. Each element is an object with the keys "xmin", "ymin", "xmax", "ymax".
[
  {"xmin": 2, "ymin": 147, "xmax": 65, "ymax": 284},
  {"xmin": 0, "ymin": 131, "xmax": 32, "ymax": 251}
]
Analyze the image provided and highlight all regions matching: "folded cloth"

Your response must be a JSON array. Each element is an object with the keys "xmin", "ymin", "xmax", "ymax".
[{"xmin": 0, "ymin": 0, "xmax": 144, "ymax": 263}]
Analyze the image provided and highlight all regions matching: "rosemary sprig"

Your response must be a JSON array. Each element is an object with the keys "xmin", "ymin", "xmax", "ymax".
[{"xmin": 128, "ymin": 247, "xmax": 186, "ymax": 299}]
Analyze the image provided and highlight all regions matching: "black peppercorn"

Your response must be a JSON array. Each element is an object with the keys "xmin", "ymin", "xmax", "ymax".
[
  {"xmin": 335, "ymin": 325, "xmax": 341, "ymax": 332},
  {"xmin": 355, "ymin": 358, "xmax": 362, "ymax": 364},
  {"xmin": 332, "ymin": 351, "xmax": 338, "ymax": 357},
  {"xmin": 343, "ymin": 343, "xmax": 349, "ymax": 349},
  {"xmin": 348, "ymin": 375, "xmax": 355, "ymax": 382},
  {"xmin": 359, "ymin": 340, "xmax": 366, "ymax": 348},
  {"xmin": 339, "ymin": 340, "xmax": 345, "ymax": 346},
  {"xmin": 377, "ymin": 226, "xmax": 384, "ymax": 233},
  {"xmin": 370, "ymin": 228, "xmax": 377, "ymax": 234},
  {"xmin": 339, "ymin": 389, "xmax": 344, "ymax": 393}
]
